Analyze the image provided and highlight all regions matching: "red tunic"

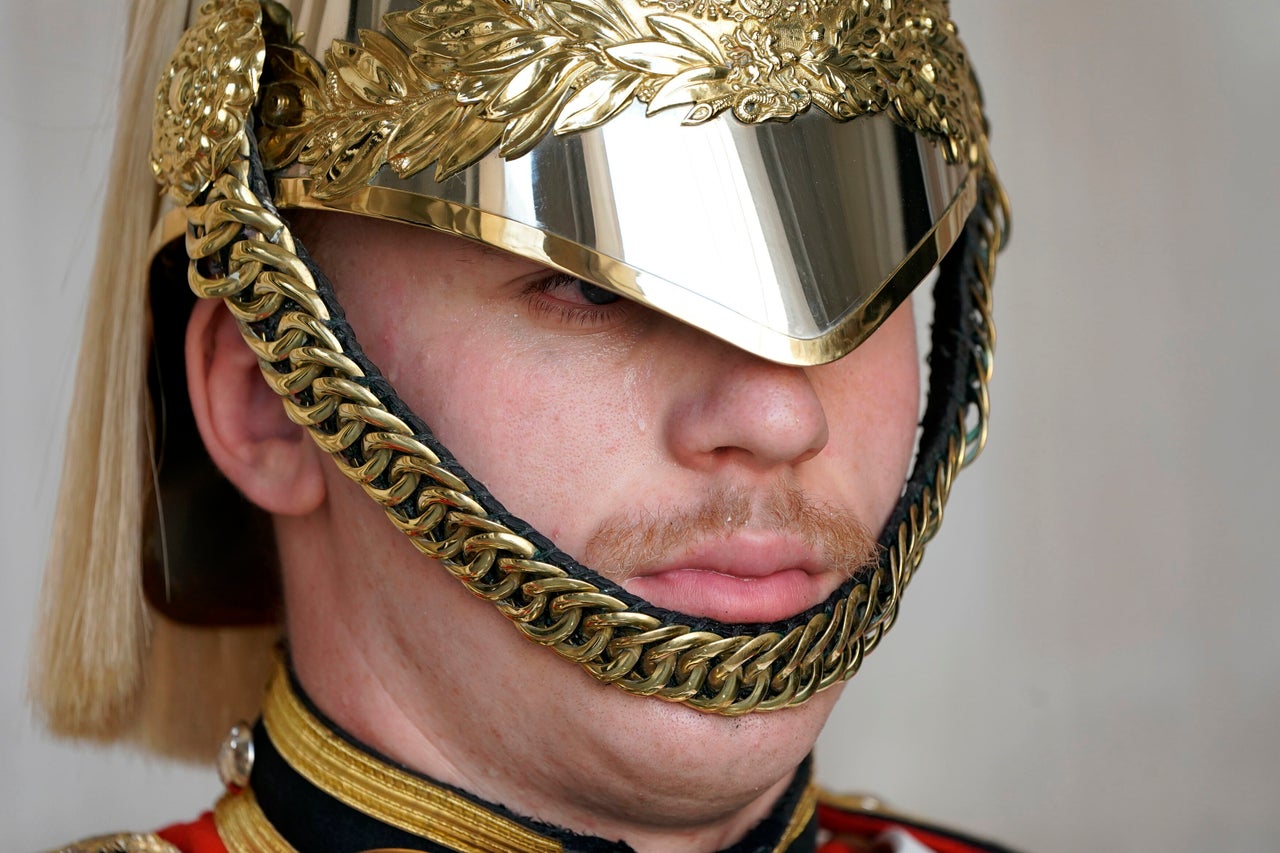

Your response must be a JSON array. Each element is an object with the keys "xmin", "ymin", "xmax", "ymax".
[
  {"xmin": 153, "ymin": 803, "xmax": 1013, "ymax": 853},
  {"xmin": 156, "ymin": 813, "xmax": 227, "ymax": 853}
]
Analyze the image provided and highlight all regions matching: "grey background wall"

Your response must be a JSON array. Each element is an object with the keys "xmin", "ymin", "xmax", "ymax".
[{"xmin": 5, "ymin": 1, "xmax": 1278, "ymax": 850}]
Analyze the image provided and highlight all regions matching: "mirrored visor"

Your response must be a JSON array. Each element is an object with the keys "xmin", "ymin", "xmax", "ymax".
[{"xmin": 273, "ymin": 105, "xmax": 974, "ymax": 365}]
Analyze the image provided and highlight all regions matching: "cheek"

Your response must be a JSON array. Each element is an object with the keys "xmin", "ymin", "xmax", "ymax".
[
  {"xmin": 434, "ymin": 345, "xmax": 654, "ymax": 542},
  {"xmin": 344, "ymin": 292, "xmax": 654, "ymax": 546},
  {"xmin": 813, "ymin": 306, "xmax": 921, "ymax": 525}
]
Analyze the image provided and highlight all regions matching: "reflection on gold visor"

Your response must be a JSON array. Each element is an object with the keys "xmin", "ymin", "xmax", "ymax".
[
  {"xmin": 152, "ymin": 0, "xmax": 990, "ymax": 365},
  {"xmin": 274, "ymin": 106, "xmax": 975, "ymax": 365}
]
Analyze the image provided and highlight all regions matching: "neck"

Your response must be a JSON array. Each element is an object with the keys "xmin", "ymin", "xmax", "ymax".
[{"xmin": 218, "ymin": 665, "xmax": 818, "ymax": 852}]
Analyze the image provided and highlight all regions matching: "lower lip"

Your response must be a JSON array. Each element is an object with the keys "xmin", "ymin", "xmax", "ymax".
[{"xmin": 623, "ymin": 568, "xmax": 827, "ymax": 624}]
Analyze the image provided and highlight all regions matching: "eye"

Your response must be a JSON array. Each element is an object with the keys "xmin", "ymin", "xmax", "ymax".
[
  {"xmin": 521, "ymin": 273, "xmax": 631, "ymax": 329},
  {"xmin": 536, "ymin": 274, "xmax": 620, "ymax": 306},
  {"xmin": 578, "ymin": 281, "xmax": 621, "ymax": 305}
]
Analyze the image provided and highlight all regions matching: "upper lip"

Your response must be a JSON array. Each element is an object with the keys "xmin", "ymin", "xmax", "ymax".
[{"xmin": 621, "ymin": 530, "xmax": 828, "ymax": 581}]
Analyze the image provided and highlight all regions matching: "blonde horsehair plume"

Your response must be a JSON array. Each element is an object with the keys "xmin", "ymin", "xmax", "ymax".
[{"xmin": 30, "ymin": 0, "xmax": 279, "ymax": 761}]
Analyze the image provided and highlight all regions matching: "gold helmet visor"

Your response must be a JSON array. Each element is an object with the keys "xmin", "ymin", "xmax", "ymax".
[
  {"xmin": 274, "ymin": 105, "xmax": 974, "ymax": 365},
  {"xmin": 155, "ymin": 0, "xmax": 994, "ymax": 366}
]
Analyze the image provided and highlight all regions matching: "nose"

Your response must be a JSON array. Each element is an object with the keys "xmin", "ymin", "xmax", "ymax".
[{"xmin": 664, "ymin": 350, "xmax": 830, "ymax": 472}]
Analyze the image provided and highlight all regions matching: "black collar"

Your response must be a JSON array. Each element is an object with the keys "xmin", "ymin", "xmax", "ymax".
[{"xmin": 215, "ymin": 666, "xmax": 818, "ymax": 853}]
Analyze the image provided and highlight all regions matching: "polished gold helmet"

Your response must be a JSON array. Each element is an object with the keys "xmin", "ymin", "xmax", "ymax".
[{"xmin": 35, "ymin": 0, "xmax": 1008, "ymax": 752}]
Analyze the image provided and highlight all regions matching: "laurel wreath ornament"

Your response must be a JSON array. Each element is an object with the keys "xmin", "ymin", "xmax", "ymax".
[
  {"xmin": 253, "ymin": 0, "xmax": 985, "ymax": 195},
  {"xmin": 150, "ymin": 0, "xmax": 265, "ymax": 203}
]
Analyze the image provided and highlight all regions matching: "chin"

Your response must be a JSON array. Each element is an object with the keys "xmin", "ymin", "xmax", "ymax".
[
  {"xmin": 545, "ymin": 670, "xmax": 844, "ymax": 826},
  {"xmin": 358, "ymin": 543, "xmax": 843, "ymax": 830}
]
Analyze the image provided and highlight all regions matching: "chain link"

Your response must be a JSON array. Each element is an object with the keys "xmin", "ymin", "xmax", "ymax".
[{"xmin": 182, "ymin": 144, "xmax": 1005, "ymax": 715}]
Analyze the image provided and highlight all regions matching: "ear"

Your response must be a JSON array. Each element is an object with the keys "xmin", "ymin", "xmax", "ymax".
[{"xmin": 186, "ymin": 299, "xmax": 326, "ymax": 516}]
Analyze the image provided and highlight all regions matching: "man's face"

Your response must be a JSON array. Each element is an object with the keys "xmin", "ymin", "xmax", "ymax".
[{"xmin": 281, "ymin": 212, "xmax": 921, "ymax": 833}]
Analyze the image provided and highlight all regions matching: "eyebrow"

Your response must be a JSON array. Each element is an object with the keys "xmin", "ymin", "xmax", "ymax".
[{"xmin": 470, "ymin": 241, "xmax": 549, "ymax": 276}]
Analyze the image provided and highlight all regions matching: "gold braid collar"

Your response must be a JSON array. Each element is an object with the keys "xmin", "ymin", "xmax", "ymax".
[{"xmin": 213, "ymin": 665, "xmax": 819, "ymax": 851}]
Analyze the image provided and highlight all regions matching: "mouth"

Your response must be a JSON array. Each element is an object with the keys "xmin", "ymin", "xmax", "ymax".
[{"xmin": 619, "ymin": 532, "xmax": 841, "ymax": 625}]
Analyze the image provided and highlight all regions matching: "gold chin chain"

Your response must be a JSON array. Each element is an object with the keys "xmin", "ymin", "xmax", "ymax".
[
  {"xmin": 175, "ymin": 140, "xmax": 1004, "ymax": 715},
  {"xmin": 255, "ymin": 666, "xmax": 563, "ymax": 852},
  {"xmin": 157, "ymin": 0, "xmax": 1008, "ymax": 716}
]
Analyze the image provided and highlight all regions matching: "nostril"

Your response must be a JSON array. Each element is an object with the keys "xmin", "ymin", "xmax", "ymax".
[
  {"xmin": 794, "ymin": 445, "xmax": 824, "ymax": 465},
  {"xmin": 667, "ymin": 361, "xmax": 830, "ymax": 470}
]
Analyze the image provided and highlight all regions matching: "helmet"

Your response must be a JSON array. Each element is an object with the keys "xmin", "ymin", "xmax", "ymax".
[{"xmin": 34, "ymin": 0, "xmax": 1008, "ymax": 753}]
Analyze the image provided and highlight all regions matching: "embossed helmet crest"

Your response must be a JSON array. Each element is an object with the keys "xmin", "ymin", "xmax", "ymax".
[
  {"xmin": 252, "ymin": 0, "xmax": 986, "ymax": 188},
  {"xmin": 146, "ymin": 0, "xmax": 1009, "ymax": 715}
]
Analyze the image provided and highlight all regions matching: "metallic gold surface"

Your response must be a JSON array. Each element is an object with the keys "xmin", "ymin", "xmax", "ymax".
[
  {"xmin": 151, "ymin": 0, "xmax": 265, "ymax": 204},
  {"xmin": 262, "ymin": 666, "xmax": 564, "ymax": 853},
  {"xmin": 215, "ymin": 787, "xmax": 301, "ymax": 853},
  {"xmin": 149, "ymin": 0, "xmax": 1008, "ymax": 714},
  {"xmin": 273, "ymin": 162, "xmax": 976, "ymax": 365},
  {"xmin": 150, "ymin": 0, "xmax": 988, "ymax": 365},
  {"xmin": 251, "ymin": 0, "xmax": 984, "ymax": 364},
  {"xmin": 817, "ymin": 788, "xmax": 905, "ymax": 819},
  {"xmin": 51, "ymin": 835, "xmax": 182, "ymax": 853},
  {"xmin": 774, "ymin": 781, "xmax": 819, "ymax": 852},
  {"xmin": 258, "ymin": 0, "xmax": 985, "ymax": 189}
]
